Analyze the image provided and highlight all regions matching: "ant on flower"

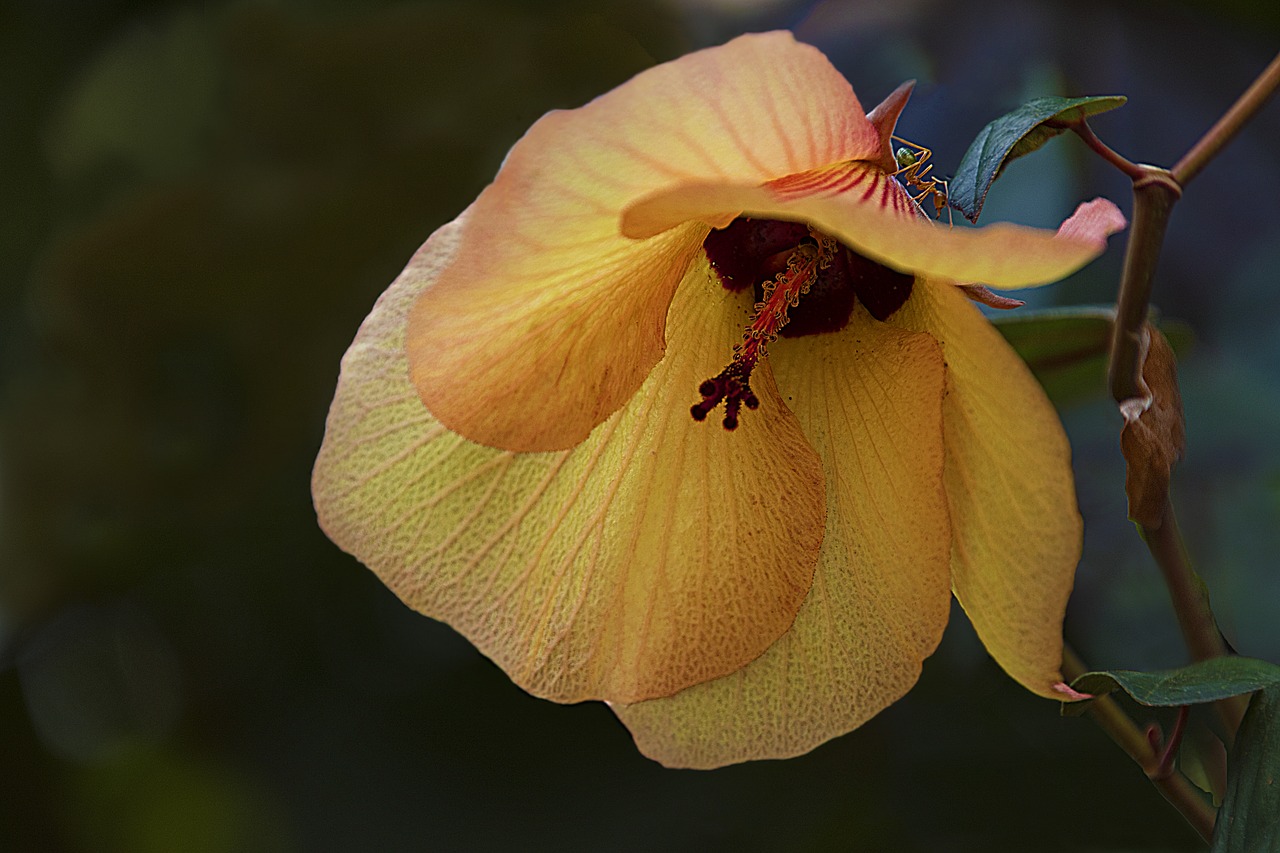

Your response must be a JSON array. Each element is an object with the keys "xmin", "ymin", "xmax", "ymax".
[{"xmin": 892, "ymin": 135, "xmax": 953, "ymax": 226}]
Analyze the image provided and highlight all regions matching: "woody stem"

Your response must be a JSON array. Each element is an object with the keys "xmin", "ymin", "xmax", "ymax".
[
  {"xmin": 1101, "ymin": 56, "xmax": 1280, "ymax": 744},
  {"xmin": 1069, "ymin": 120, "xmax": 1144, "ymax": 180},
  {"xmin": 1173, "ymin": 50, "xmax": 1280, "ymax": 186},
  {"xmin": 1107, "ymin": 166, "xmax": 1179, "ymax": 407},
  {"xmin": 1143, "ymin": 506, "xmax": 1248, "ymax": 736},
  {"xmin": 1103, "ymin": 49, "xmax": 1280, "ymax": 402}
]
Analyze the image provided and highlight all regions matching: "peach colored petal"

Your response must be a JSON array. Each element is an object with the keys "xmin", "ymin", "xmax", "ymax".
[
  {"xmin": 621, "ymin": 172, "xmax": 1126, "ymax": 290},
  {"xmin": 410, "ymin": 224, "xmax": 704, "ymax": 452},
  {"xmin": 890, "ymin": 279, "xmax": 1080, "ymax": 698},
  {"xmin": 614, "ymin": 308, "xmax": 952, "ymax": 768},
  {"xmin": 1054, "ymin": 197, "xmax": 1129, "ymax": 252},
  {"xmin": 411, "ymin": 31, "xmax": 881, "ymax": 451},
  {"xmin": 314, "ymin": 217, "xmax": 826, "ymax": 704}
]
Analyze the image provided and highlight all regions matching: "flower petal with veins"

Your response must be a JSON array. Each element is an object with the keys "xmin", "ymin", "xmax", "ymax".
[
  {"xmin": 615, "ymin": 309, "xmax": 951, "ymax": 768},
  {"xmin": 890, "ymin": 279, "xmax": 1080, "ymax": 697},
  {"xmin": 409, "ymin": 32, "xmax": 880, "ymax": 452},
  {"xmin": 317, "ymin": 214, "xmax": 826, "ymax": 705}
]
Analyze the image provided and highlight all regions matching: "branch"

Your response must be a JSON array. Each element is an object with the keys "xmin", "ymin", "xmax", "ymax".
[
  {"xmin": 1173, "ymin": 50, "xmax": 1280, "ymax": 186},
  {"xmin": 1143, "ymin": 506, "xmax": 1248, "ymax": 737},
  {"xmin": 1107, "ymin": 168, "xmax": 1181, "ymax": 407}
]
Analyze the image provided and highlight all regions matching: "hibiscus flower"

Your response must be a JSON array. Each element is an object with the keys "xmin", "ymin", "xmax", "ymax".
[{"xmin": 312, "ymin": 31, "xmax": 1125, "ymax": 769}]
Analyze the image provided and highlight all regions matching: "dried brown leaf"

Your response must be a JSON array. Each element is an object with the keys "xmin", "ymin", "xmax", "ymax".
[{"xmin": 1120, "ymin": 325, "xmax": 1186, "ymax": 528}]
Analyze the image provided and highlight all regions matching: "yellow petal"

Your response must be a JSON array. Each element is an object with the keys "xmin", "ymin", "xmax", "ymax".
[
  {"xmin": 622, "ymin": 169, "xmax": 1126, "ymax": 289},
  {"xmin": 410, "ymin": 31, "xmax": 882, "ymax": 451},
  {"xmin": 314, "ymin": 219, "xmax": 826, "ymax": 705},
  {"xmin": 890, "ymin": 279, "xmax": 1080, "ymax": 697},
  {"xmin": 614, "ymin": 310, "xmax": 951, "ymax": 768}
]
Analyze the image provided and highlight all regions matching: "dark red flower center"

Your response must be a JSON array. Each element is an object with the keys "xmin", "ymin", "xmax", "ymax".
[{"xmin": 693, "ymin": 216, "xmax": 914, "ymax": 430}]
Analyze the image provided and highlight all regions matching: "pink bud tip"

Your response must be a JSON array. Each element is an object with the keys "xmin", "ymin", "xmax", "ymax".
[{"xmin": 1052, "ymin": 681, "xmax": 1093, "ymax": 701}]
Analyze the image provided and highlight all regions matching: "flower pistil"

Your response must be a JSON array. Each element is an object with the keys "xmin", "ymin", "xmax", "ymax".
[
  {"xmin": 694, "ymin": 209, "xmax": 916, "ymax": 430},
  {"xmin": 692, "ymin": 227, "xmax": 838, "ymax": 429}
]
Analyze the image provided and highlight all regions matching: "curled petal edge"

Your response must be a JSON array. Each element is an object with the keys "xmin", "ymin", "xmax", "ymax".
[{"xmin": 623, "ymin": 179, "xmax": 1126, "ymax": 290}]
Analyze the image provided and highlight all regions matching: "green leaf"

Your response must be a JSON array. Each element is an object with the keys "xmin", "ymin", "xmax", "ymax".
[
  {"xmin": 1211, "ymin": 688, "xmax": 1280, "ymax": 852},
  {"xmin": 1182, "ymin": 727, "xmax": 1228, "ymax": 806},
  {"xmin": 1063, "ymin": 657, "xmax": 1280, "ymax": 717},
  {"xmin": 993, "ymin": 307, "xmax": 1194, "ymax": 408},
  {"xmin": 993, "ymin": 306, "xmax": 1114, "ymax": 407},
  {"xmin": 950, "ymin": 95, "xmax": 1127, "ymax": 223}
]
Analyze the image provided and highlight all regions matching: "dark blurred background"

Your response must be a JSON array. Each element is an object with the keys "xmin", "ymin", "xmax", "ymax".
[{"xmin": 3, "ymin": 1, "xmax": 1278, "ymax": 850}]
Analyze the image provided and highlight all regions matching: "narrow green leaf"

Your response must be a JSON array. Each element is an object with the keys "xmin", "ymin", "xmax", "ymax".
[
  {"xmin": 993, "ymin": 306, "xmax": 1113, "ymax": 407},
  {"xmin": 1063, "ymin": 657, "xmax": 1280, "ymax": 717},
  {"xmin": 950, "ymin": 95, "xmax": 1127, "ymax": 222},
  {"xmin": 993, "ymin": 306, "xmax": 1114, "ymax": 365},
  {"xmin": 1211, "ymin": 688, "xmax": 1280, "ymax": 852},
  {"xmin": 994, "ymin": 307, "xmax": 1193, "ymax": 408}
]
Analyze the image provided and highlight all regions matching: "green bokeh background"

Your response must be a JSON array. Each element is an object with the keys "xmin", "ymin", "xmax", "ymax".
[{"xmin": 3, "ymin": 1, "xmax": 1278, "ymax": 850}]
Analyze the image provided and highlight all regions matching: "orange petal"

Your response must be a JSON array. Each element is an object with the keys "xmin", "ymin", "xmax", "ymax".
[
  {"xmin": 314, "ymin": 220, "xmax": 826, "ymax": 705},
  {"xmin": 622, "ymin": 170, "xmax": 1126, "ymax": 290},
  {"xmin": 411, "ymin": 31, "xmax": 881, "ymax": 451},
  {"xmin": 614, "ymin": 309, "xmax": 951, "ymax": 768},
  {"xmin": 890, "ymin": 279, "xmax": 1080, "ymax": 697}
]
